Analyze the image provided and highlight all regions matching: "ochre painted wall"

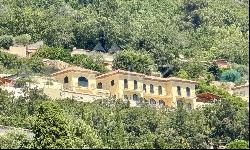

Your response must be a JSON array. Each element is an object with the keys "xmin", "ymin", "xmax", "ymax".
[
  {"xmin": 97, "ymin": 73, "xmax": 121, "ymax": 98},
  {"xmin": 53, "ymin": 71, "xmax": 97, "ymax": 94},
  {"xmin": 170, "ymin": 81, "xmax": 196, "ymax": 108},
  {"xmin": 97, "ymin": 73, "xmax": 197, "ymax": 108},
  {"xmin": 233, "ymin": 86, "xmax": 249, "ymax": 101},
  {"xmin": 9, "ymin": 46, "xmax": 27, "ymax": 57},
  {"xmin": 53, "ymin": 70, "xmax": 197, "ymax": 108}
]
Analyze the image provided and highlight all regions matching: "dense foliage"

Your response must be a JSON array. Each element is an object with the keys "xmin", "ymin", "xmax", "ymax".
[
  {"xmin": 0, "ymin": 0, "xmax": 248, "ymax": 66},
  {"xmin": 113, "ymin": 50, "xmax": 155, "ymax": 75},
  {"xmin": 0, "ymin": 0, "xmax": 248, "ymax": 149},
  {"xmin": 225, "ymin": 139, "xmax": 249, "ymax": 149},
  {"xmin": 220, "ymin": 69, "xmax": 241, "ymax": 83},
  {"xmin": 0, "ymin": 84, "xmax": 248, "ymax": 149},
  {"xmin": 0, "ymin": 50, "xmax": 59, "ymax": 76},
  {"xmin": 33, "ymin": 46, "xmax": 108, "ymax": 72}
]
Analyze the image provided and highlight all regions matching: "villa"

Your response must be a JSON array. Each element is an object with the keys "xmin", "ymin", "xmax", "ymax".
[
  {"xmin": 51, "ymin": 66, "xmax": 198, "ymax": 109},
  {"xmin": 232, "ymin": 82, "xmax": 249, "ymax": 101},
  {"xmin": 212, "ymin": 81, "xmax": 249, "ymax": 101}
]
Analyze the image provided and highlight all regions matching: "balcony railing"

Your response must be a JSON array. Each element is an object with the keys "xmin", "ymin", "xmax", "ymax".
[{"xmin": 62, "ymin": 85, "xmax": 110, "ymax": 97}]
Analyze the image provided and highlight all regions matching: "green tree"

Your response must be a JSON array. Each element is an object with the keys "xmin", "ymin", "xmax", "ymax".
[
  {"xmin": 71, "ymin": 54, "xmax": 108, "ymax": 73},
  {"xmin": 32, "ymin": 101, "xmax": 73, "ymax": 149},
  {"xmin": 33, "ymin": 45, "xmax": 71, "ymax": 62},
  {"xmin": 0, "ymin": 35, "xmax": 14, "ymax": 49},
  {"xmin": 14, "ymin": 34, "xmax": 31, "ymax": 46},
  {"xmin": 208, "ymin": 63, "xmax": 221, "ymax": 80},
  {"xmin": 0, "ymin": 131, "xmax": 33, "ymax": 149},
  {"xmin": 69, "ymin": 119, "xmax": 104, "ymax": 148},
  {"xmin": 113, "ymin": 50, "xmax": 155, "ymax": 75},
  {"xmin": 220, "ymin": 69, "xmax": 241, "ymax": 83},
  {"xmin": 176, "ymin": 69, "xmax": 190, "ymax": 79},
  {"xmin": 225, "ymin": 139, "xmax": 249, "ymax": 149}
]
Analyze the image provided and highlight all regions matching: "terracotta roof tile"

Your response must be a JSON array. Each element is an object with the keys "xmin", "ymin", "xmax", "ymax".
[
  {"xmin": 51, "ymin": 66, "xmax": 100, "ymax": 76},
  {"xmin": 97, "ymin": 69, "xmax": 197, "ymax": 84}
]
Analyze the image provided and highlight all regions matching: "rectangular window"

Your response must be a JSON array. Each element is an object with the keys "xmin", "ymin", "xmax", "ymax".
[
  {"xmin": 111, "ymin": 80, "xmax": 115, "ymax": 86},
  {"xmin": 177, "ymin": 86, "xmax": 181, "ymax": 96},
  {"xmin": 150, "ymin": 84, "xmax": 154, "ymax": 94},
  {"xmin": 143, "ymin": 84, "xmax": 146, "ymax": 92},
  {"xmin": 186, "ymin": 87, "xmax": 190, "ymax": 97},
  {"xmin": 134, "ymin": 80, "xmax": 138, "ymax": 90},
  {"xmin": 240, "ymin": 91, "xmax": 245, "ymax": 96},
  {"xmin": 124, "ymin": 79, "xmax": 128, "ymax": 89},
  {"xmin": 158, "ymin": 86, "xmax": 162, "ymax": 95}
]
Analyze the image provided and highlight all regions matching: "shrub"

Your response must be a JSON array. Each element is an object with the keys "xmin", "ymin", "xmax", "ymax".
[
  {"xmin": 0, "ymin": 131, "xmax": 33, "ymax": 149},
  {"xmin": 0, "ymin": 35, "xmax": 14, "ymax": 49},
  {"xmin": 220, "ymin": 69, "xmax": 241, "ymax": 83},
  {"xmin": 14, "ymin": 34, "xmax": 31, "ymax": 46},
  {"xmin": 33, "ymin": 45, "xmax": 71, "ymax": 62},
  {"xmin": 113, "ymin": 50, "xmax": 155, "ymax": 75},
  {"xmin": 225, "ymin": 139, "xmax": 249, "ymax": 149}
]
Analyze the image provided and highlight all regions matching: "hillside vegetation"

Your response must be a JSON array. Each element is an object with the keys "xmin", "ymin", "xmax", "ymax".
[
  {"xmin": 0, "ymin": 87, "xmax": 248, "ymax": 149},
  {"xmin": 0, "ymin": 0, "xmax": 248, "ymax": 65},
  {"xmin": 0, "ymin": 0, "xmax": 249, "ymax": 149}
]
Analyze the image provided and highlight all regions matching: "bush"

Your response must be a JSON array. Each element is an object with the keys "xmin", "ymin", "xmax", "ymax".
[
  {"xmin": 208, "ymin": 63, "xmax": 221, "ymax": 80},
  {"xmin": 0, "ymin": 35, "xmax": 14, "ymax": 49},
  {"xmin": 33, "ymin": 45, "xmax": 71, "ymax": 62},
  {"xmin": 226, "ymin": 139, "xmax": 249, "ymax": 149},
  {"xmin": 113, "ymin": 50, "xmax": 155, "ymax": 75},
  {"xmin": 220, "ymin": 69, "xmax": 241, "ymax": 83},
  {"xmin": 0, "ymin": 131, "xmax": 33, "ymax": 149},
  {"xmin": 14, "ymin": 77, "xmax": 33, "ymax": 88},
  {"xmin": 71, "ymin": 54, "xmax": 108, "ymax": 73},
  {"xmin": 14, "ymin": 34, "xmax": 31, "ymax": 46}
]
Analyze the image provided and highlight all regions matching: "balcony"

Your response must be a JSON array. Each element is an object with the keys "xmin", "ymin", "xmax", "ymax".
[
  {"xmin": 143, "ymin": 92, "xmax": 171, "ymax": 99},
  {"xmin": 63, "ymin": 85, "xmax": 94, "ymax": 94},
  {"xmin": 123, "ymin": 88, "xmax": 143, "ymax": 94},
  {"xmin": 175, "ymin": 95, "xmax": 196, "ymax": 100},
  {"xmin": 74, "ymin": 87, "xmax": 95, "ymax": 94},
  {"xmin": 95, "ymin": 89, "xmax": 110, "ymax": 97}
]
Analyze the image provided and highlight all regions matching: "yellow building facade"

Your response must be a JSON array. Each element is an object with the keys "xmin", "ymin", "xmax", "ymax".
[
  {"xmin": 96, "ymin": 70, "xmax": 197, "ymax": 108},
  {"xmin": 232, "ymin": 83, "xmax": 249, "ymax": 101},
  {"xmin": 52, "ymin": 67, "xmax": 197, "ymax": 109},
  {"xmin": 51, "ymin": 67, "xmax": 110, "ymax": 97}
]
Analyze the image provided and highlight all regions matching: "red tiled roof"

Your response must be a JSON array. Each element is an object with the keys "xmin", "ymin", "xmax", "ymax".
[
  {"xmin": 196, "ymin": 92, "xmax": 220, "ymax": 103},
  {"xmin": 96, "ymin": 69, "xmax": 197, "ymax": 84},
  {"xmin": 0, "ymin": 77, "xmax": 14, "ymax": 85}
]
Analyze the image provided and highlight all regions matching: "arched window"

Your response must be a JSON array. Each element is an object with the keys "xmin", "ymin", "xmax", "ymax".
[
  {"xmin": 124, "ymin": 79, "xmax": 128, "ymax": 89},
  {"xmin": 133, "ymin": 94, "xmax": 139, "ymax": 101},
  {"xmin": 150, "ymin": 99, "xmax": 156, "ymax": 106},
  {"xmin": 186, "ymin": 87, "xmax": 190, "ymax": 97},
  {"xmin": 97, "ymin": 82, "xmax": 102, "ymax": 89},
  {"xmin": 143, "ymin": 84, "xmax": 146, "ymax": 92},
  {"xmin": 78, "ymin": 77, "xmax": 88, "ymax": 87},
  {"xmin": 159, "ymin": 100, "xmax": 165, "ymax": 107},
  {"xmin": 134, "ymin": 80, "xmax": 138, "ymax": 89},
  {"xmin": 150, "ymin": 84, "xmax": 154, "ymax": 93},
  {"xmin": 64, "ymin": 76, "xmax": 68, "ymax": 83},
  {"xmin": 187, "ymin": 103, "xmax": 192, "ymax": 110},
  {"xmin": 158, "ymin": 86, "xmax": 162, "ymax": 95}
]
